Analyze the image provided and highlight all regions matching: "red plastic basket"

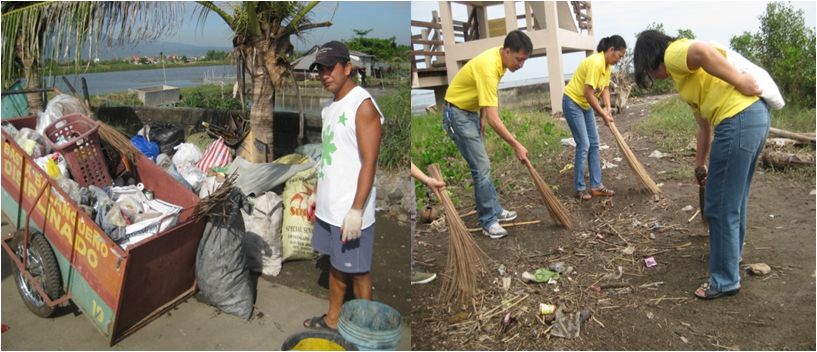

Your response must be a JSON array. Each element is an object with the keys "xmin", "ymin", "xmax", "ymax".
[{"xmin": 44, "ymin": 113, "xmax": 112, "ymax": 188}]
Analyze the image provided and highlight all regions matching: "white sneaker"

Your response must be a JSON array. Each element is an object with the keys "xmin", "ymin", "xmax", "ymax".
[
  {"xmin": 497, "ymin": 209, "xmax": 517, "ymax": 222},
  {"xmin": 482, "ymin": 223, "xmax": 508, "ymax": 239}
]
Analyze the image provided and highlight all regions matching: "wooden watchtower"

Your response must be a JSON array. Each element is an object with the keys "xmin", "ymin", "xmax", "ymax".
[{"xmin": 412, "ymin": 1, "xmax": 595, "ymax": 114}]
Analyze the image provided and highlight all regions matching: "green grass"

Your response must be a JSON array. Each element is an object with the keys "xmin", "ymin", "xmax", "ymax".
[
  {"xmin": 633, "ymin": 96, "xmax": 697, "ymax": 152},
  {"xmin": 377, "ymin": 86, "xmax": 410, "ymax": 171},
  {"xmin": 411, "ymin": 108, "xmax": 570, "ymax": 209}
]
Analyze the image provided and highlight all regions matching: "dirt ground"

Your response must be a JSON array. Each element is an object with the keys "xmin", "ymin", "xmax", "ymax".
[{"xmin": 410, "ymin": 95, "xmax": 816, "ymax": 350}]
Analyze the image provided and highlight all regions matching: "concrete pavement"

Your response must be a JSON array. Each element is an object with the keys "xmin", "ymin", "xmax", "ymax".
[{"xmin": 0, "ymin": 219, "xmax": 410, "ymax": 350}]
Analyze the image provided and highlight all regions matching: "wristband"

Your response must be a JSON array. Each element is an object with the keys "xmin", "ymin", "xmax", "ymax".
[{"xmin": 424, "ymin": 176, "xmax": 430, "ymax": 185}]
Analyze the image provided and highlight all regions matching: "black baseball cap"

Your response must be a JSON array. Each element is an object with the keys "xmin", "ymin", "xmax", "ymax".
[{"xmin": 309, "ymin": 41, "xmax": 350, "ymax": 71}]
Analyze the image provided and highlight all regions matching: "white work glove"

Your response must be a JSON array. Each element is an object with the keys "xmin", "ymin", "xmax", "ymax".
[
  {"xmin": 307, "ymin": 192, "xmax": 317, "ymax": 223},
  {"xmin": 340, "ymin": 208, "xmax": 363, "ymax": 244}
]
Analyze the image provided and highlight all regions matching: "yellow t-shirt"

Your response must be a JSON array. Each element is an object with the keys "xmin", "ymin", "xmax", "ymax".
[
  {"xmin": 565, "ymin": 51, "xmax": 610, "ymax": 110},
  {"xmin": 665, "ymin": 39, "xmax": 759, "ymax": 126},
  {"xmin": 445, "ymin": 46, "xmax": 505, "ymax": 112}
]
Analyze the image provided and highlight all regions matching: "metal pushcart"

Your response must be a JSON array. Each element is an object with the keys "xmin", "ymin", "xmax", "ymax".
[{"xmin": 1, "ymin": 114, "xmax": 207, "ymax": 345}]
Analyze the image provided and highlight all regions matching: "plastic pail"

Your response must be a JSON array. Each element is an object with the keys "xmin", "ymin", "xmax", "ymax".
[
  {"xmin": 281, "ymin": 331, "xmax": 358, "ymax": 351},
  {"xmin": 337, "ymin": 300, "xmax": 402, "ymax": 351}
]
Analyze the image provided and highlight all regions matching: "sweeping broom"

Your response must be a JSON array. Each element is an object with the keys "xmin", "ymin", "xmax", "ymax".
[
  {"xmin": 524, "ymin": 162, "xmax": 573, "ymax": 229},
  {"xmin": 607, "ymin": 123, "xmax": 661, "ymax": 194},
  {"xmin": 428, "ymin": 163, "xmax": 485, "ymax": 305},
  {"xmin": 62, "ymin": 76, "xmax": 140, "ymax": 169}
]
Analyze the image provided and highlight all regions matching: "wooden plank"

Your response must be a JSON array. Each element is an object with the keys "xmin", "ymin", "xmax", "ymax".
[
  {"xmin": 411, "ymin": 39, "xmax": 444, "ymax": 45},
  {"xmin": 412, "ymin": 51, "xmax": 446, "ymax": 57},
  {"xmin": 411, "ymin": 20, "xmax": 441, "ymax": 29}
]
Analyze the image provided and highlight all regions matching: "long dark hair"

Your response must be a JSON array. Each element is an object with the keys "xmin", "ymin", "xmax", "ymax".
[
  {"xmin": 633, "ymin": 30, "xmax": 676, "ymax": 89},
  {"xmin": 596, "ymin": 35, "xmax": 626, "ymax": 53}
]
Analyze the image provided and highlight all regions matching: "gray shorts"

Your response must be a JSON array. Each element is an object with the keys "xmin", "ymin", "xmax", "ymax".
[{"xmin": 311, "ymin": 217, "xmax": 374, "ymax": 273}]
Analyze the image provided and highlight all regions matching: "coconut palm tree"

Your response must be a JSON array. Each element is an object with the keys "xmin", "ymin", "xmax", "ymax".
[
  {"xmin": 194, "ymin": 1, "xmax": 330, "ymax": 161},
  {"xmin": 3, "ymin": 2, "xmax": 327, "ymax": 160},
  {"xmin": 2, "ymin": 2, "xmax": 183, "ymax": 112}
]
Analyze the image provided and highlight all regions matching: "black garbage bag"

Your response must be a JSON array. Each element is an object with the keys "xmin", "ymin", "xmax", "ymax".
[
  {"xmin": 148, "ymin": 122, "xmax": 185, "ymax": 156},
  {"xmin": 195, "ymin": 188, "xmax": 255, "ymax": 320}
]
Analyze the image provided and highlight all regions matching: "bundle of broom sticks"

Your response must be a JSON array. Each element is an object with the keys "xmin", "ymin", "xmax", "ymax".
[
  {"xmin": 524, "ymin": 162, "xmax": 573, "ymax": 229},
  {"xmin": 607, "ymin": 122, "xmax": 661, "ymax": 194},
  {"xmin": 428, "ymin": 163, "xmax": 484, "ymax": 305}
]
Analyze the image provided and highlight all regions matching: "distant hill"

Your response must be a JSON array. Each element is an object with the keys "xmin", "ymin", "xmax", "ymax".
[{"xmin": 84, "ymin": 41, "xmax": 232, "ymax": 61}]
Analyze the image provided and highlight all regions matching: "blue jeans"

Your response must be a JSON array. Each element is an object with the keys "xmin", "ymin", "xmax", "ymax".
[
  {"xmin": 442, "ymin": 102, "xmax": 504, "ymax": 229},
  {"xmin": 563, "ymin": 95, "xmax": 602, "ymax": 192},
  {"xmin": 706, "ymin": 99, "xmax": 770, "ymax": 292}
]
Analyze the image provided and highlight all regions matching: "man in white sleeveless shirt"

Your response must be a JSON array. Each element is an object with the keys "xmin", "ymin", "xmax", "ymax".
[{"xmin": 302, "ymin": 41, "xmax": 384, "ymax": 332}]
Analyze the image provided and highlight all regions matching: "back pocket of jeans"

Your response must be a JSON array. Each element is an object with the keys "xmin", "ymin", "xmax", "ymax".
[{"xmin": 738, "ymin": 113, "xmax": 768, "ymax": 153}]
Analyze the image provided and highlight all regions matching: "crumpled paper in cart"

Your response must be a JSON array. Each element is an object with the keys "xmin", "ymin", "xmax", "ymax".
[{"xmin": 118, "ymin": 199, "xmax": 183, "ymax": 250}]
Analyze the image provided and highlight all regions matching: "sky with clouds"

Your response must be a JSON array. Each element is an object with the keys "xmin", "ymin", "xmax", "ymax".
[
  {"xmin": 411, "ymin": 1, "xmax": 816, "ymax": 83},
  {"xmin": 171, "ymin": 1, "xmax": 411, "ymax": 52}
]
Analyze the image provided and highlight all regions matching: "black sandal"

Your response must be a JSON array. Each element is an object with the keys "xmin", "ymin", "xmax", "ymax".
[
  {"xmin": 576, "ymin": 190, "xmax": 591, "ymax": 200},
  {"xmin": 694, "ymin": 282, "xmax": 740, "ymax": 300}
]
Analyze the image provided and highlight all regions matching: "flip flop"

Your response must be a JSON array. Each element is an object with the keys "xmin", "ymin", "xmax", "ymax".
[
  {"xmin": 694, "ymin": 282, "xmax": 740, "ymax": 300},
  {"xmin": 576, "ymin": 190, "xmax": 591, "ymax": 200},
  {"xmin": 303, "ymin": 314, "xmax": 338, "ymax": 332}
]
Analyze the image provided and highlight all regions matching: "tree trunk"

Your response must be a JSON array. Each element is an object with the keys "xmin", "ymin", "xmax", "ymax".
[
  {"xmin": 22, "ymin": 58, "xmax": 44, "ymax": 113},
  {"xmin": 249, "ymin": 71, "xmax": 275, "ymax": 162}
]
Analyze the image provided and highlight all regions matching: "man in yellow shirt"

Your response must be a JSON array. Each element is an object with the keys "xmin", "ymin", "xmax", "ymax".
[{"xmin": 442, "ymin": 30, "xmax": 532, "ymax": 239}]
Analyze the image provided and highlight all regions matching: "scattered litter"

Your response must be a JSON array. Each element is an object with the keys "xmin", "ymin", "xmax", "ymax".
[
  {"xmin": 811, "ymin": 189, "xmax": 816, "ymax": 195},
  {"xmin": 602, "ymin": 266, "xmax": 624, "ymax": 280},
  {"xmin": 522, "ymin": 269, "xmax": 561, "ymax": 283},
  {"xmin": 748, "ymin": 263, "xmax": 772, "ymax": 275},
  {"xmin": 652, "ymin": 222, "xmax": 661, "ymax": 228},
  {"xmin": 599, "ymin": 144, "xmax": 610, "ymax": 150},
  {"xmin": 632, "ymin": 220, "xmax": 642, "ymax": 227},
  {"xmin": 601, "ymin": 160, "xmax": 618, "ymax": 169},
  {"xmin": 615, "ymin": 174, "xmax": 625, "ymax": 180},
  {"xmin": 652, "ymin": 194, "xmax": 661, "ymax": 202},
  {"xmin": 769, "ymin": 214, "xmax": 775, "ymax": 218},
  {"xmin": 596, "ymin": 233, "xmax": 605, "ymax": 239},
  {"xmin": 656, "ymin": 183, "xmax": 664, "ymax": 188},
  {"xmin": 498, "ymin": 264, "xmax": 506, "ymax": 276},
  {"xmin": 551, "ymin": 306, "xmax": 593, "ymax": 339},
  {"xmin": 547, "ymin": 278, "xmax": 558, "ymax": 285},
  {"xmin": 539, "ymin": 303, "xmax": 556, "ymax": 315},
  {"xmin": 649, "ymin": 233, "xmax": 656, "ymax": 239},
  {"xmin": 646, "ymin": 311, "xmax": 654, "ymax": 320},
  {"xmin": 589, "ymin": 285, "xmax": 601, "ymax": 292},
  {"xmin": 638, "ymin": 281, "xmax": 664, "ymax": 289},
  {"xmin": 658, "ymin": 170, "xmax": 667, "ymax": 174},
  {"xmin": 613, "ymin": 157, "xmax": 622, "ymax": 162},
  {"xmin": 1, "ymin": 325, "xmax": 8, "ymax": 333},
  {"xmin": 680, "ymin": 336, "xmax": 689, "ymax": 344},
  {"xmin": 560, "ymin": 163, "xmax": 574, "ymax": 173},
  {"xmin": 621, "ymin": 246, "xmax": 636, "ymax": 255},
  {"xmin": 648, "ymin": 150, "xmax": 665, "ymax": 158},
  {"xmin": 616, "ymin": 287, "xmax": 632, "ymax": 295},
  {"xmin": 644, "ymin": 257, "xmax": 657, "ymax": 268},
  {"xmin": 500, "ymin": 311, "xmax": 513, "ymax": 333},
  {"xmin": 681, "ymin": 205, "xmax": 694, "ymax": 212},
  {"xmin": 561, "ymin": 138, "xmax": 576, "ymax": 147},
  {"xmin": 502, "ymin": 276, "xmax": 512, "ymax": 290},
  {"xmin": 549, "ymin": 262, "xmax": 573, "ymax": 276}
]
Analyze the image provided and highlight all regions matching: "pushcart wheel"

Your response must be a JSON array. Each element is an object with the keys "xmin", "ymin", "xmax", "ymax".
[{"xmin": 10, "ymin": 229, "xmax": 62, "ymax": 318}]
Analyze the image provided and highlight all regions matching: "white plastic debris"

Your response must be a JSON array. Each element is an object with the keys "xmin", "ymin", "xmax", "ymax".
[
  {"xmin": 681, "ymin": 205, "xmax": 694, "ymax": 212},
  {"xmin": 601, "ymin": 160, "xmax": 618, "ymax": 169},
  {"xmin": 560, "ymin": 138, "xmax": 576, "ymax": 147},
  {"xmin": 648, "ymin": 150, "xmax": 665, "ymax": 158}
]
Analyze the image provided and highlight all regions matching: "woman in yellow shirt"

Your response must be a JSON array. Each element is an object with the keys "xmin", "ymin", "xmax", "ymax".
[
  {"xmin": 634, "ymin": 30, "xmax": 770, "ymax": 300},
  {"xmin": 563, "ymin": 35, "xmax": 627, "ymax": 200}
]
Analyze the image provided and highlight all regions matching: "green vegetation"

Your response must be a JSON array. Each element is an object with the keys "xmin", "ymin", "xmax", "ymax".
[
  {"xmin": 377, "ymin": 86, "xmax": 411, "ymax": 171},
  {"xmin": 37, "ymin": 59, "xmax": 232, "ymax": 77},
  {"xmin": 411, "ymin": 108, "xmax": 570, "ymax": 208},
  {"xmin": 729, "ymin": 2, "xmax": 816, "ymax": 108}
]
